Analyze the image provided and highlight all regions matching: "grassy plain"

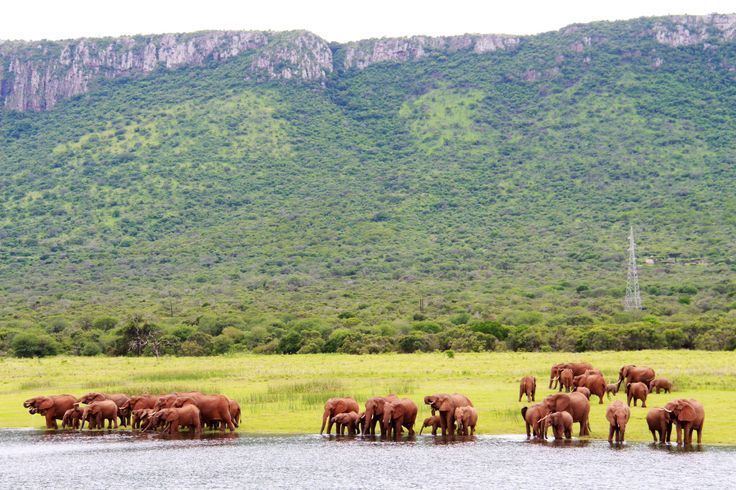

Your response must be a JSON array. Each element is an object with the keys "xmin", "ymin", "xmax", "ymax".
[{"xmin": 1, "ymin": 351, "xmax": 734, "ymax": 444}]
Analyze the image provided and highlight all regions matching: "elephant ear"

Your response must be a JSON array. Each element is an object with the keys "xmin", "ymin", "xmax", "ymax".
[
  {"xmin": 555, "ymin": 396, "xmax": 570, "ymax": 412},
  {"xmin": 38, "ymin": 397, "xmax": 54, "ymax": 410},
  {"xmin": 438, "ymin": 396, "xmax": 453, "ymax": 412},
  {"xmin": 165, "ymin": 410, "xmax": 178, "ymax": 422},
  {"xmin": 677, "ymin": 401, "xmax": 697, "ymax": 422},
  {"xmin": 393, "ymin": 403, "xmax": 404, "ymax": 418}
]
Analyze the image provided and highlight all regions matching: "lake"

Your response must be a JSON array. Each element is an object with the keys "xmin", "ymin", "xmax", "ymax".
[{"xmin": 1, "ymin": 430, "xmax": 734, "ymax": 488}]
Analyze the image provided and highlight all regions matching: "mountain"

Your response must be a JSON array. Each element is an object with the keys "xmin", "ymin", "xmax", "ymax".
[{"xmin": 1, "ymin": 14, "xmax": 735, "ymax": 355}]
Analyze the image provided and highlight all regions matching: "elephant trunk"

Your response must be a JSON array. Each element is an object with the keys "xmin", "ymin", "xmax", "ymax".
[
  {"xmin": 419, "ymin": 424, "xmax": 425, "ymax": 435},
  {"xmin": 320, "ymin": 409, "xmax": 329, "ymax": 435},
  {"xmin": 362, "ymin": 408, "xmax": 373, "ymax": 436}
]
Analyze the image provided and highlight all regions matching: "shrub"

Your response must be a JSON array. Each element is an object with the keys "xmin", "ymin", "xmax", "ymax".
[{"xmin": 11, "ymin": 333, "xmax": 58, "ymax": 358}]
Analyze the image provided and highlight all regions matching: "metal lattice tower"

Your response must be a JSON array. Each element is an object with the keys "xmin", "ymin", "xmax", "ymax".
[{"xmin": 624, "ymin": 225, "xmax": 643, "ymax": 311}]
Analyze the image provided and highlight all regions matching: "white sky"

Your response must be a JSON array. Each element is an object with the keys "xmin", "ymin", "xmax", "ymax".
[{"xmin": 2, "ymin": 0, "xmax": 734, "ymax": 42}]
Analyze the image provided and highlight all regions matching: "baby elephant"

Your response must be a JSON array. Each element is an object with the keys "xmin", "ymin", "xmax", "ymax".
[
  {"xmin": 62, "ymin": 406, "xmax": 83, "ymax": 430},
  {"xmin": 454, "ymin": 406, "xmax": 478, "ymax": 436},
  {"xmin": 626, "ymin": 382, "xmax": 649, "ymax": 408},
  {"xmin": 419, "ymin": 415, "xmax": 441, "ymax": 435},
  {"xmin": 331, "ymin": 411, "xmax": 360, "ymax": 435},
  {"xmin": 606, "ymin": 400, "xmax": 630, "ymax": 443},
  {"xmin": 541, "ymin": 412, "xmax": 573, "ymax": 440},
  {"xmin": 605, "ymin": 383, "xmax": 619, "ymax": 399},
  {"xmin": 646, "ymin": 407, "xmax": 672, "ymax": 443},
  {"xmin": 132, "ymin": 409, "xmax": 154, "ymax": 430},
  {"xmin": 649, "ymin": 378, "xmax": 673, "ymax": 394}
]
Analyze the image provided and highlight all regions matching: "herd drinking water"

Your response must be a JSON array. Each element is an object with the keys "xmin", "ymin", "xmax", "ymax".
[{"xmin": 22, "ymin": 362, "xmax": 704, "ymax": 445}]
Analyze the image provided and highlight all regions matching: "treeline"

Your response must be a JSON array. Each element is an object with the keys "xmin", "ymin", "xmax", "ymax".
[{"xmin": 2, "ymin": 314, "xmax": 735, "ymax": 358}]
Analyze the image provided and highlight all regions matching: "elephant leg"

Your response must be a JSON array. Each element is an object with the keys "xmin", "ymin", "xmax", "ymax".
[
  {"xmin": 696, "ymin": 424, "xmax": 703, "ymax": 444},
  {"xmin": 113, "ymin": 417, "xmax": 118, "ymax": 429},
  {"xmin": 525, "ymin": 422, "xmax": 531, "ymax": 438}
]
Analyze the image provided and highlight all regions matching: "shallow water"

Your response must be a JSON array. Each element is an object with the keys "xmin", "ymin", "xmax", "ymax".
[{"xmin": 0, "ymin": 429, "xmax": 734, "ymax": 489}]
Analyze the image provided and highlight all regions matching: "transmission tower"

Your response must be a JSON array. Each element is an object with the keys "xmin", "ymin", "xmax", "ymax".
[{"xmin": 624, "ymin": 225, "xmax": 643, "ymax": 310}]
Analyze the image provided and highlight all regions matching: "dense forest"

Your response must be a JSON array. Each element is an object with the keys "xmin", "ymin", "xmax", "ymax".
[{"xmin": 1, "ymin": 16, "xmax": 735, "ymax": 356}]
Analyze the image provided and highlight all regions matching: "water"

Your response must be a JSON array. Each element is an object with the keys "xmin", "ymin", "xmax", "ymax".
[{"xmin": 1, "ymin": 429, "xmax": 734, "ymax": 489}]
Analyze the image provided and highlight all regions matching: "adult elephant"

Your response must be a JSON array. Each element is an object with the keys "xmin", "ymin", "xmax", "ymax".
[
  {"xmin": 575, "ymin": 374, "xmax": 606, "ymax": 404},
  {"xmin": 424, "ymin": 394, "xmax": 473, "ymax": 437},
  {"xmin": 382, "ymin": 398, "xmax": 418, "ymax": 438},
  {"xmin": 626, "ymin": 382, "xmax": 649, "ymax": 408},
  {"xmin": 172, "ymin": 394, "xmax": 236, "ymax": 432},
  {"xmin": 616, "ymin": 365, "xmax": 655, "ymax": 391},
  {"xmin": 362, "ymin": 395, "xmax": 398, "ymax": 435},
  {"xmin": 24, "ymin": 395, "xmax": 78, "ymax": 429},
  {"xmin": 550, "ymin": 362, "xmax": 593, "ymax": 389},
  {"xmin": 605, "ymin": 400, "xmax": 630, "ymax": 443},
  {"xmin": 79, "ymin": 392, "xmax": 131, "ymax": 426},
  {"xmin": 320, "ymin": 397, "xmax": 360, "ymax": 435},
  {"xmin": 664, "ymin": 399, "xmax": 705, "ymax": 445},
  {"xmin": 519, "ymin": 376, "xmax": 536, "ymax": 402},
  {"xmin": 543, "ymin": 393, "xmax": 590, "ymax": 436},
  {"xmin": 521, "ymin": 404, "xmax": 549, "ymax": 439}
]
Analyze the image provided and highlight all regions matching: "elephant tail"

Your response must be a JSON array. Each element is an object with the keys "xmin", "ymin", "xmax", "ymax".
[{"xmin": 521, "ymin": 407, "xmax": 528, "ymax": 420}]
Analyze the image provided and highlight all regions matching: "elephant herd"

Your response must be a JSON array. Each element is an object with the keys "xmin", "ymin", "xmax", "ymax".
[
  {"xmin": 23, "ymin": 391, "xmax": 241, "ymax": 434},
  {"xmin": 521, "ymin": 362, "xmax": 704, "ymax": 445},
  {"xmin": 321, "ymin": 393, "xmax": 478, "ymax": 438}
]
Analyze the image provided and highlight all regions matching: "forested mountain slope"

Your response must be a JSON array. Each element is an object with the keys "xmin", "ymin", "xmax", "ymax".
[{"xmin": 1, "ymin": 15, "xmax": 735, "ymax": 355}]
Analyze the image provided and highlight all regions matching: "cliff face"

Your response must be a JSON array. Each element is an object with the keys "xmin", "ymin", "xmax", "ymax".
[
  {"xmin": 2, "ymin": 13, "xmax": 736, "ymax": 112},
  {"xmin": 0, "ymin": 30, "xmax": 333, "ymax": 111}
]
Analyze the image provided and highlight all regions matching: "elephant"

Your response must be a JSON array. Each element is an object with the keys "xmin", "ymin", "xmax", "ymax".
[
  {"xmin": 419, "ymin": 415, "xmax": 442, "ymax": 435},
  {"xmin": 172, "ymin": 394, "xmax": 235, "ymax": 432},
  {"xmin": 606, "ymin": 400, "xmax": 630, "ymax": 443},
  {"xmin": 331, "ymin": 411, "xmax": 360, "ymax": 436},
  {"xmin": 573, "ymin": 387, "xmax": 591, "ymax": 399},
  {"xmin": 321, "ymin": 397, "xmax": 360, "ymax": 435},
  {"xmin": 23, "ymin": 395, "xmax": 78, "ymax": 429},
  {"xmin": 584, "ymin": 369, "xmax": 603, "ymax": 376},
  {"xmin": 549, "ymin": 362, "xmax": 592, "ymax": 389},
  {"xmin": 154, "ymin": 392, "xmax": 203, "ymax": 410},
  {"xmin": 454, "ymin": 406, "xmax": 478, "ymax": 436},
  {"xmin": 81, "ymin": 400, "xmax": 118, "ymax": 429},
  {"xmin": 543, "ymin": 392, "xmax": 590, "ymax": 436},
  {"xmin": 649, "ymin": 378, "xmax": 673, "ymax": 394},
  {"xmin": 519, "ymin": 376, "xmax": 536, "ymax": 402},
  {"xmin": 664, "ymin": 399, "xmax": 705, "ymax": 445},
  {"xmin": 540, "ymin": 411, "xmax": 573, "ymax": 440},
  {"xmin": 616, "ymin": 365, "xmax": 655, "ymax": 391},
  {"xmin": 229, "ymin": 399, "xmax": 242, "ymax": 428},
  {"xmin": 132, "ymin": 409, "xmax": 154, "ymax": 430},
  {"xmin": 573, "ymin": 374, "xmax": 606, "ymax": 404},
  {"xmin": 549, "ymin": 363, "xmax": 564, "ymax": 389},
  {"xmin": 61, "ymin": 406, "xmax": 83, "ymax": 429},
  {"xmin": 646, "ymin": 407, "xmax": 672, "ymax": 443},
  {"xmin": 559, "ymin": 369, "xmax": 574, "ymax": 393},
  {"xmin": 424, "ymin": 394, "xmax": 473, "ymax": 437},
  {"xmin": 605, "ymin": 383, "xmax": 619, "ymax": 399},
  {"xmin": 79, "ymin": 392, "xmax": 131, "ymax": 427},
  {"xmin": 141, "ymin": 410, "xmax": 168, "ymax": 432},
  {"xmin": 382, "ymin": 398, "xmax": 418, "ymax": 439},
  {"xmin": 626, "ymin": 382, "xmax": 648, "ymax": 408},
  {"xmin": 156, "ymin": 405, "xmax": 202, "ymax": 434},
  {"xmin": 362, "ymin": 395, "xmax": 398, "ymax": 435},
  {"xmin": 121, "ymin": 395, "xmax": 158, "ymax": 412},
  {"xmin": 521, "ymin": 404, "xmax": 549, "ymax": 439}
]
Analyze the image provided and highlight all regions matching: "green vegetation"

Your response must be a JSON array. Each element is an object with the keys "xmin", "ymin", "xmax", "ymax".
[
  {"xmin": 1, "ymin": 17, "xmax": 736, "ymax": 354},
  {"xmin": 2, "ymin": 351, "xmax": 735, "ymax": 444}
]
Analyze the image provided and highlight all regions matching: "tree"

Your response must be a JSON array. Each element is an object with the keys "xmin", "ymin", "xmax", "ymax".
[
  {"xmin": 11, "ymin": 333, "xmax": 58, "ymax": 358},
  {"xmin": 117, "ymin": 314, "xmax": 163, "ymax": 356}
]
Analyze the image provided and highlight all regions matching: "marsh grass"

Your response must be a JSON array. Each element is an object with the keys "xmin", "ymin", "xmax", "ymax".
[{"xmin": 1, "ymin": 351, "xmax": 735, "ymax": 443}]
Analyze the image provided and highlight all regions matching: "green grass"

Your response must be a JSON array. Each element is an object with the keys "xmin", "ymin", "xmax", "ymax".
[{"xmin": 1, "ymin": 351, "xmax": 734, "ymax": 444}]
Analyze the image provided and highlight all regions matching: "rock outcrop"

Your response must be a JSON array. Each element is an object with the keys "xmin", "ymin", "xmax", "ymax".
[
  {"xmin": 0, "ymin": 30, "xmax": 332, "ymax": 111},
  {"xmin": 2, "ymin": 13, "xmax": 736, "ymax": 112},
  {"xmin": 652, "ymin": 13, "xmax": 736, "ymax": 47},
  {"xmin": 337, "ymin": 34, "xmax": 520, "ymax": 71}
]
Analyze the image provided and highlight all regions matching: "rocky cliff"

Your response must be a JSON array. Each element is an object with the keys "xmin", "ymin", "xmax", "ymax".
[{"xmin": 1, "ymin": 13, "xmax": 735, "ymax": 112}]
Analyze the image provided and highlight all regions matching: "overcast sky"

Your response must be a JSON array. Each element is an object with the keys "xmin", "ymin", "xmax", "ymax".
[{"xmin": 2, "ymin": 0, "xmax": 734, "ymax": 42}]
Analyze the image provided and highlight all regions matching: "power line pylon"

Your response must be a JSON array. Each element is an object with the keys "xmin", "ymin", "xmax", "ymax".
[{"xmin": 624, "ymin": 225, "xmax": 643, "ymax": 311}]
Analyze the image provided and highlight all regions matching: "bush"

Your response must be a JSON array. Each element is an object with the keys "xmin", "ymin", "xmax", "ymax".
[
  {"xmin": 80, "ymin": 342, "xmax": 102, "ymax": 356},
  {"xmin": 11, "ymin": 332, "xmax": 58, "ymax": 358}
]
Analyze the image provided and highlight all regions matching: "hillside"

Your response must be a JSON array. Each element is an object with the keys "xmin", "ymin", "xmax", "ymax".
[{"xmin": 1, "ymin": 15, "xmax": 735, "ymax": 356}]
